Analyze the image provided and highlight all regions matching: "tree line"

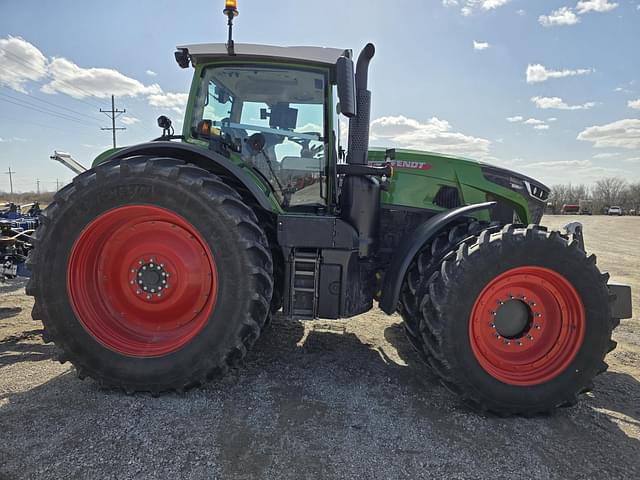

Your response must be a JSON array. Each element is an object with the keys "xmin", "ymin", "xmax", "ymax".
[{"xmin": 548, "ymin": 177, "xmax": 640, "ymax": 215}]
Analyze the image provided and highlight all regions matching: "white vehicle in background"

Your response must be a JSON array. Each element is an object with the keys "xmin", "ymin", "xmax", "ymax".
[{"xmin": 608, "ymin": 206, "xmax": 623, "ymax": 216}]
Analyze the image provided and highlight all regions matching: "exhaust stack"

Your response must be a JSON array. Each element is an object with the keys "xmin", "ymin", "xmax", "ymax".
[{"xmin": 347, "ymin": 43, "xmax": 375, "ymax": 165}]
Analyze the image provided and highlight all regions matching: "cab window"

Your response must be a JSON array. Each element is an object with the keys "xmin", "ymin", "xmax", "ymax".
[{"xmin": 192, "ymin": 65, "xmax": 328, "ymax": 210}]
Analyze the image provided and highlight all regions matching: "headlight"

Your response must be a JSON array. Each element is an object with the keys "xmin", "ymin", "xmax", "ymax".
[{"xmin": 481, "ymin": 165, "xmax": 550, "ymax": 224}]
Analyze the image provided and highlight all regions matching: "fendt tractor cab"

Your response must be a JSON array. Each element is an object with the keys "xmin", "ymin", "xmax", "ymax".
[{"xmin": 31, "ymin": 1, "xmax": 632, "ymax": 415}]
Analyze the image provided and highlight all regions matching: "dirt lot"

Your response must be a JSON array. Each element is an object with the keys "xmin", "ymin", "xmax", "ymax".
[{"xmin": 1, "ymin": 215, "xmax": 638, "ymax": 479}]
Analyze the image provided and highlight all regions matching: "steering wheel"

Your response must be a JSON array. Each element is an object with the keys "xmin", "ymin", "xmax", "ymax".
[{"xmin": 288, "ymin": 133, "xmax": 323, "ymax": 158}]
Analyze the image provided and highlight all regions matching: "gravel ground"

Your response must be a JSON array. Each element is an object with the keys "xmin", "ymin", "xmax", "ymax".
[{"xmin": 1, "ymin": 215, "xmax": 638, "ymax": 479}]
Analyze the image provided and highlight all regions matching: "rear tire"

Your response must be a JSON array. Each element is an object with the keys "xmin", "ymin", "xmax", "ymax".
[
  {"xmin": 407, "ymin": 225, "xmax": 616, "ymax": 415},
  {"xmin": 28, "ymin": 157, "xmax": 273, "ymax": 393}
]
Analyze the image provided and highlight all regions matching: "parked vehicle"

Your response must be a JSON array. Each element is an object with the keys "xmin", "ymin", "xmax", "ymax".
[
  {"xmin": 561, "ymin": 204, "xmax": 580, "ymax": 215},
  {"xmin": 608, "ymin": 206, "xmax": 623, "ymax": 216}
]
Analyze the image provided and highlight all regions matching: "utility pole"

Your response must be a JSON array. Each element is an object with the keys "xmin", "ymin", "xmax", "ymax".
[
  {"xmin": 36, "ymin": 179, "xmax": 40, "ymax": 194},
  {"xmin": 4, "ymin": 167, "xmax": 14, "ymax": 195},
  {"xmin": 100, "ymin": 95, "xmax": 126, "ymax": 149}
]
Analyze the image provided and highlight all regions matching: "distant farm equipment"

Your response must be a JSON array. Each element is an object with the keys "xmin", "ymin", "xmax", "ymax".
[{"xmin": 0, "ymin": 202, "xmax": 40, "ymax": 280}]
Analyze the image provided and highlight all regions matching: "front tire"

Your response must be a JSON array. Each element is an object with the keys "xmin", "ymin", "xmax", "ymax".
[
  {"xmin": 409, "ymin": 225, "xmax": 616, "ymax": 415},
  {"xmin": 28, "ymin": 157, "xmax": 273, "ymax": 393}
]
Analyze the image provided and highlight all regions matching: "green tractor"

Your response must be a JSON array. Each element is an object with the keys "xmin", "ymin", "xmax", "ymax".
[{"xmin": 29, "ymin": 2, "xmax": 632, "ymax": 415}]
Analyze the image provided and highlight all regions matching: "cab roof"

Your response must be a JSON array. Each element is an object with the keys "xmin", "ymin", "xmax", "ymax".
[{"xmin": 176, "ymin": 43, "xmax": 350, "ymax": 68}]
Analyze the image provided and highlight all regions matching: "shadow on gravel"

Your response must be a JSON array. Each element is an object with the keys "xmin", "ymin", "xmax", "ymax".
[
  {"xmin": 0, "ymin": 316, "xmax": 638, "ymax": 479},
  {"xmin": 0, "ymin": 278, "xmax": 27, "ymax": 295},
  {"xmin": 0, "ymin": 307, "xmax": 22, "ymax": 320},
  {"xmin": 0, "ymin": 328, "xmax": 55, "ymax": 367}
]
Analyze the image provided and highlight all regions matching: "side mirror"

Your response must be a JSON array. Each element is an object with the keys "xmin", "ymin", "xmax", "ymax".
[
  {"xmin": 336, "ymin": 56, "xmax": 356, "ymax": 118},
  {"xmin": 157, "ymin": 115, "xmax": 172, "ymax": 130}
]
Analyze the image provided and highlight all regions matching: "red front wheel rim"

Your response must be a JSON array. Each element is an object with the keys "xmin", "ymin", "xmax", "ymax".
[
  {"xmin": 67, "ymin": 205, "xmax": 218, "ymax": 357},
  {"xmin": 469, "ymin": 266, "xmax": 585, "ymax": 386}
]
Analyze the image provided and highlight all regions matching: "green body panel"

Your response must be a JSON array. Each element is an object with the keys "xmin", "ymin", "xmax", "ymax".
[
  {"xmin": 92, "ymin": 148, "xmax": 123, "ymax": 168},
  {"xmin": 368, "ymin": 148, "xmax": 532, "ymax": 224}
]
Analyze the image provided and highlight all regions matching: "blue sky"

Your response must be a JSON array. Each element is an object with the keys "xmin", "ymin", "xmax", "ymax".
[{"xmin": 1, "ymin": 0, "xmax": 639, "ymax": 192}]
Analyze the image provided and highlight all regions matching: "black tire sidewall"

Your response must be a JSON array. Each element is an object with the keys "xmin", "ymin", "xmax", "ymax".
[{"xmin": 39, "ymin": 163, "xmax": 269, "ymax": 387}]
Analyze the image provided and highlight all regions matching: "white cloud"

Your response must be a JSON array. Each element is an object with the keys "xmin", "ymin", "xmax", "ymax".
[
  {"xmin": 628, "ymin": 99, "xmax": 640, "ymax": 110},
  {"xmin": 369, "ymin": 115, "xmax": 491, "ymax": 158},
  {"xmin": 577, "ymin": 119, "xmax": 640, "ymax": 149},
  {"xmin": 0, "ymin": 36, "xmax": 48, "ymax": 93},
  {"xmin": 593, "ymin": 152, "xmax": 620, "ymax": 159},
  {"xmin": 42, "ymin": 57, "xmax": 162, "ymax": 99},
  {"xmin": 531, "ymin": 96, "xmax": 595, "ymax": 110},
  {"xmin": 524, "ymin": 160, "xmax": 592, "ymax": 169},
  {"xmin": 539, "ymin": 7, "xmax": 580, "ymax": 26},
  {"xmin": 482, "ymin": 0, "xmax": 511, "ymax": 9},
  {"xmin": 145, "ymin": 70, "xmax": 157, "ymax": 77},
  {"xmin": 443, "ymin": 0, "xmax": 511, "ymax": 15},
  {"xmin": 526, "ymin": 64, "xmax": 592, "ymax": 83},
  {"xmin": 0, "ymin": 36, "xmax": 163, "ymax": 100},
  {"xmin": 576, "ymin": 0, "xmax": 618, "ymax": 14},
  {"xmin": 516, "ymin": 9, "xmax": 526, "ymax": 16},
  {"xmin": 120, "ymin": 116, "xmax": 140, "ymax": 125},
  {"xmin": 539, "ymin": 1, "xmax": 618, "ymax": 27},
  {"xmin": 148, "ymin": 92, "xmax": 189, "ymax": 114},
  {"xmin": 509, "ymin": 116, "xmax": 550, "ymax": 130},
  {"xmin": 473, "ymin": 41, "xmax": 490, "ymax": 50},
  {"xmin": 547, "ymin": 117, "xmax": 558, "ymax": 122}
]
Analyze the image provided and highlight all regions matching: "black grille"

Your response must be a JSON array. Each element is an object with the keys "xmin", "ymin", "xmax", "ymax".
[{"xmin": 433, "ymin": 186, "xmax": 461, "ymax": 209}]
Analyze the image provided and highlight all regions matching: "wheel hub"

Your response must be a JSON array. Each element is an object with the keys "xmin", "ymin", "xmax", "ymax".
[
  {"xmin": 132, "ymin": 260, "xmax": 170, "ymax": 300},
  {"xmin": 494, "ymin": 299, "xmax": 531, "ymax": 338}
]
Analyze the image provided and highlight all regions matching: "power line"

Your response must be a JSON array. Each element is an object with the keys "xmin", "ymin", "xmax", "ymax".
[
  {"xmin": 1, "ymin": 88, "xmax": 103, "ymax": 123},
  {"xmin": 100, "ymin": 95, "xmax": 126, "ymax": 148},
  {"xmin": 0, "ymin": 91, "xmax": 102, "ymax": 127},
  {"xmin": 4, "ymin": 167, "xmax": 15, "ymax": 195},
  {"xmin": 0, "ymin": 95, "xmax": 101, "ymax": 128}
]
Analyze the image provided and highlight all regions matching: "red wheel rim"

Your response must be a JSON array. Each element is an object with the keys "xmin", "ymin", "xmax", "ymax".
[
  {"xmin": 67, "ymin": 205, "xmax": 218, "ymax": 357},
  {"xmin": 469, "ymin": 266, "xmax": 585, "ymax": 386}
]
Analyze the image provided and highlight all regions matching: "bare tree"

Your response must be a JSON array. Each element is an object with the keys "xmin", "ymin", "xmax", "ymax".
[{"xmin": 593, "ymin": 177, "xmax": 627, "ymax": 208}]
